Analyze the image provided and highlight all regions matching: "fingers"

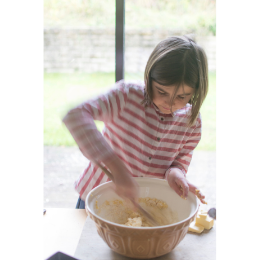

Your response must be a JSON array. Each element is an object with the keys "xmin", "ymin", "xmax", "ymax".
[
  {"xmin": 187, "ymin": 181, "xmax": 207, "ymax": 204},
  {"xmin": 169, "ymin": 177, "xmax": 189, "ymax": 199},
  {"xmin": 187, "ymin": 182, "xmax": 204, "ymax": 197},
  {"xmin": 195, "ymin": 189, "xmax": 207, "ymax": 203},
  {"xmin": 168, "ymin": 175, "xmax": 207, "ymax": 204},
  {"xmin": 175, "ymin": 178, "xmax": 189, "ymax": 199},
  {"xmin": 169, "ymin": 181, "xmax": 183, "ymax": 198},
  {"xmin": 112, "ymin": 172, "xmax": 140, "ymax": 201},
  {"xmin": 112, "ymin": 181, "xmax": 139, "ymax": 203}
]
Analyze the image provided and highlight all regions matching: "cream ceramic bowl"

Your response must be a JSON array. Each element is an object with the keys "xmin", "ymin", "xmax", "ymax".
[{"xmin": 85, "ymin": 178, "xmax": 199, "ymax": 259}]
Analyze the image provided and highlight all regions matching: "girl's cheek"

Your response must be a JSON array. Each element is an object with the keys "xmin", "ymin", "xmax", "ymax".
[{"xmin": 176, "ymin": 99, "xmax": 187, "ymax": 108}]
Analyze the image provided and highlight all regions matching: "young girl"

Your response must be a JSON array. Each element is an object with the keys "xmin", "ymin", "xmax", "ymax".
[{"xmin": 63, "ymin": 35, "xmax": 208, "ymax": 209}]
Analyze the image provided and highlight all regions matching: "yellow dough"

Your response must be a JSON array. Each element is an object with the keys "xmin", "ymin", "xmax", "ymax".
[
  {"xmin": 124, "ymin": 217, "xmax": 142, "ymax": 227},
  {"xmin": 96, "ymin": 197, "xmax": 178, "ymax": 227}
]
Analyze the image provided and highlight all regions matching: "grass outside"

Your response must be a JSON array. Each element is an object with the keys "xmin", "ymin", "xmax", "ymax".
[
  {"xmin": 44, "ymin": 72, "xmax": 216, "ymax": 150},
  {"xmin": 44, "ymin": 0, "xmax": 216, "ymax": 36}
]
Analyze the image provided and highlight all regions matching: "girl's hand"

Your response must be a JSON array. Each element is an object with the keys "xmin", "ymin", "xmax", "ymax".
[
  {"xmin": 105, "ymin": 157, "xmax": 139, "ymax": 202},
  {"xmin": 112, "ymin": 173, "xmax": 139, "ymax": 204},
  {"xmin": 167, "ymin": 168, "xmax": 206, "ymax": 203}
]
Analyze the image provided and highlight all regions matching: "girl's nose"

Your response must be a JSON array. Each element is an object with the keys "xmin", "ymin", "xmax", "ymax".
[
  {"xmin": 167, "ymin": 100, "xmax": 174, "ymax": 107},
  {"xmin": 165, "ymin": 102, "xmax": 171, "ymax": 108}
]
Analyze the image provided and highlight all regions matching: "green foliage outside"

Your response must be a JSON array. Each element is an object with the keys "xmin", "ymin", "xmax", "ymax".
[
  {"xmin": 44, "ymin": 0, "xmax": 216, "ymax": 36},
  {"xmin": 44, "ymin": 72, "xmax": 216, "ymax": 150}
]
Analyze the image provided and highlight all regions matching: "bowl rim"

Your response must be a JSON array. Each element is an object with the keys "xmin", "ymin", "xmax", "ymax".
[{"xmin": 85, "ymin": 177, "xmax": 200, "ymax": 230}]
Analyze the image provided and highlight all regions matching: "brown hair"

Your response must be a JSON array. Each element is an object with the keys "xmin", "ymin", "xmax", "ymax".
[{"xmin": 142, "ymin": 35, "xmax": 208, "ymax": 126}]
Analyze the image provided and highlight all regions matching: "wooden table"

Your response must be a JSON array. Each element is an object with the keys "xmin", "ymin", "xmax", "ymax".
[
  {"xmin": 43, "ymin": 209, "xmax": 87, "ymax": 259},
  {"xmin": 43, "ymin": 208, "xmax": 216, "ymax": 260}
]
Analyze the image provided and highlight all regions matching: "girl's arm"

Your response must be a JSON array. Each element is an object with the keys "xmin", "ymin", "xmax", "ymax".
[
  {"xmin": 62, "ymin": 80, "xmax": 139, "ymax": 200},
  {"xmin": 63, "ymin": 81, "xmax": 127, "ymax": 163},
  {"xmin": 165, "ymin": 116, "xmax": 205, "ymax": 202}
]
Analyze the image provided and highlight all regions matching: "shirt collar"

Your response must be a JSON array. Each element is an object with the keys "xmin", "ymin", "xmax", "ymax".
[{"xmin": 152, "ymin": 102, "xmax": 191, "ymax": 116}]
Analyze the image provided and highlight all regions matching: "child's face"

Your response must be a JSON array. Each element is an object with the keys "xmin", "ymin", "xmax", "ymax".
[{"xmin": 151, "ymin": 80, "xmax": 194, "ymax": 114}]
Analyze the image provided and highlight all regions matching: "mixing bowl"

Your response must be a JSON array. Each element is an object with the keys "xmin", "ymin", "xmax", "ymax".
[{"xmin": 85, "ymin": 178, "xmax": 199, "ymax": 259}]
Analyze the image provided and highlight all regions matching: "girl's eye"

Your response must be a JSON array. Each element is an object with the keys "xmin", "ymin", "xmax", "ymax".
[
  {"xmin": 178, "ymin": 96, "xmax": 185, "ymax": 100},
  {"xmin": 158, "ymin": 91, "xmax": 167, "ymax": 96}
]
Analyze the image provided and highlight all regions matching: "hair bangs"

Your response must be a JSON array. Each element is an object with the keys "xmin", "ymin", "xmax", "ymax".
[{"xmin": 151, "ymin": 53, "xmax": 186, "ymax": 87}]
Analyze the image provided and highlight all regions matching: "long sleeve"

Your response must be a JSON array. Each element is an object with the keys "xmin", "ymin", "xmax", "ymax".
[
  {"xmin": 67, "ymin": 80, "xmax": 203, "ymax": 199},
  {"xmin": 62, "ymin": 80, "xmax": 129, "ymax": 164},
  {"xmin": 165, "ymin": 115, "xmax": 202, "ymax": 179}
]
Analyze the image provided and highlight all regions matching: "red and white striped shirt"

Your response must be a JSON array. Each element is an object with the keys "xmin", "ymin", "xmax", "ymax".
[{"xmin": 63, "ymin": 80, "xmax": 202, "ymax": 200}]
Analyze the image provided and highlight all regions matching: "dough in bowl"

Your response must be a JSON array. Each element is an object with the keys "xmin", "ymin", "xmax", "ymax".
[{"xmin": 95, "ymin": 197, "xmax": 179, "ymax": 227}]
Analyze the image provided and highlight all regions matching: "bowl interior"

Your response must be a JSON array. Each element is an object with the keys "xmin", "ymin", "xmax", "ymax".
[{"xmin": 86, "ymin": 177, "xmax": 199, "ymax": 226}]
